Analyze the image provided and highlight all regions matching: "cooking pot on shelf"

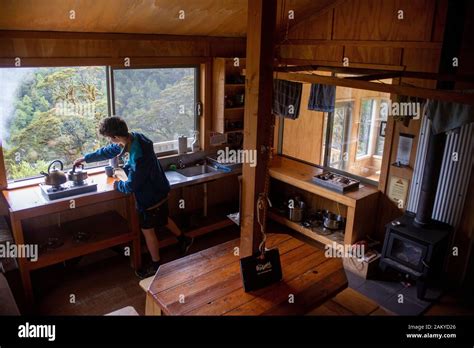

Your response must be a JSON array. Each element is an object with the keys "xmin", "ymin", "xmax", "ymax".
[
  {"xmin": 323, "ymin": 212, "xmax": 345, "ymax": 230},
  {"xmin": 68, "ymin": 164, "xmax": 88, "ymax": 185},
  {"xmin": 288, "ymin": 197, "xmax": 305, "ymax": 222},
  {"xmin": 41, "ymin": 160, "xmax": 67, "ymax": 187}
]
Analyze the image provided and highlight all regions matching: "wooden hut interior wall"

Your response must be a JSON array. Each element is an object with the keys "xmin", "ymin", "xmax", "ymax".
[{"xmin": 0, "ymin": 0, "xmax": 473, "ymax": 322}]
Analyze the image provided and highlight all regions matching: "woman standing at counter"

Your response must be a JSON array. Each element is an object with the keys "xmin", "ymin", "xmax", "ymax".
[{"xmin": 74, "ymin": 116, "xmax": 193, "ymax": 278}]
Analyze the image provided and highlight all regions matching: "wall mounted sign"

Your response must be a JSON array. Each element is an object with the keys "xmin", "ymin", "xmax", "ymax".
[
  {"xmin": 379, "ymin": 121, "xmax": 387, "ymax": 137},
  {"xmin": 395, "ymin": 133, "xmax": 414, "ymax": 166},
  {"xmin": 388, "ymin": 176, "xmax": 410, "ymax": 209}
]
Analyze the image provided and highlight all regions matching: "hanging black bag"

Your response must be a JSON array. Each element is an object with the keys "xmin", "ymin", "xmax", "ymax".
[{"xmin": 240, "ymin": 194, "xmax": 283, "ymax": 292}]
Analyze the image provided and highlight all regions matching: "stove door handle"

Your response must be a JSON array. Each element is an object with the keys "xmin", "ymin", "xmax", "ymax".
[{"xmin": 422, "ymin": 259, "xmax": 430, "ymax": 268}]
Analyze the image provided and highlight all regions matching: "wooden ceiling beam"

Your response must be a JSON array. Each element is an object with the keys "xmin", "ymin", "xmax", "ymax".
[
  {"xmin": 274, "ymin": 71, "xmax": 474, "ymax": 105},
  {"xmin": 275, "ymin": 65, "xmax": 474, "ymax": 84},
  {"xmin": 349, "ymin": 72, "xmax": 403, "ymax": 81}
]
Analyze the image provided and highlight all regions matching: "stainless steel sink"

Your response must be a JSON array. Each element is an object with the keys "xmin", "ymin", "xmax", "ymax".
[
  {"xmin": 165, "ymin": 171, "xmax": 186, "ymax": 183},
  {"xmin": 177, "ymin": 165, "xmax": 218, "ymax": 177}
]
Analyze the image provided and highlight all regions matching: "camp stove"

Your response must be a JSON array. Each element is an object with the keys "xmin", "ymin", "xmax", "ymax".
[{"xmin": 40, "ymin": 179, "xmax": 98, "ymax": 200}]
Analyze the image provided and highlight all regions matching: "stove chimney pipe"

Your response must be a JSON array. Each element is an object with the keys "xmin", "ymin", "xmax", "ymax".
[
  {"xmin": 414, "ymin": 0, "xmax": 466, "ymax": 225},
  {"xmin": 414, "ymin": 132, "xmax": 446, "ymax": 225}
]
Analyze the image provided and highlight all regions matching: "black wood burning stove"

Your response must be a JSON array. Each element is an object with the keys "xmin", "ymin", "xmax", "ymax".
[{"xmin": 379, "ymin": 213, "xmax": 452, "ymax": 299}]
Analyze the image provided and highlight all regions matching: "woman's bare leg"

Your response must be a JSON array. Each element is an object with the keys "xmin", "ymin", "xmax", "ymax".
[{"xmin": 141, "ymin": 228, "xmax": 161, "ymax": 262}]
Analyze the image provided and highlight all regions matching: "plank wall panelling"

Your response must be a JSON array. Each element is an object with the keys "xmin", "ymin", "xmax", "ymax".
[
  {"xmin": 333, "ymin": 0, "xmax": 436, "ymax": 41},
  {"xmin": 282, "ymin": 84, "xmax": 324, "ymax": 165}
]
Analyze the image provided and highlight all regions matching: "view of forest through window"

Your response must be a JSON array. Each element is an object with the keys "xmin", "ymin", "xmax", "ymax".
[{"xmin": 0, "ymin": 66, "xmax": 196, "ymax": 182}]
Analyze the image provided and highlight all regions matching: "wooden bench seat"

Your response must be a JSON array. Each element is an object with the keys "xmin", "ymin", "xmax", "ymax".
[{"xmin": 145, "ymin": 232, "xmax": 348, "ymax": 316}]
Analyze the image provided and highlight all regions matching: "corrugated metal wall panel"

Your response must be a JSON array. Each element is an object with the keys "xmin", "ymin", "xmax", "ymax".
[{"xmin": 407, "ymin": 116, "xmax": 474, "ymax": 228}]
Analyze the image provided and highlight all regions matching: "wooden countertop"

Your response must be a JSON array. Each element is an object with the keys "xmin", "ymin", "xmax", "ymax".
[
  {"xmin": 2, "ymin": 167, "xmax": 242, "ymax": 219},
  {"xmin": 2, "ymin": 173, "xmax": 123, "ymax": 219},
  {"xmin": 148, "ymin": 231, "xmax": 347, "ymax": 315},
  {"xmin": 269, "ymin": 156, "xmax": 379, "ymax": 207}
]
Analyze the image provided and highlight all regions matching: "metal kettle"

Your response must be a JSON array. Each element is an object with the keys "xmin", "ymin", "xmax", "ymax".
[{"xmin": 41, "ymin": 160, "xmax": 68, "ymax": 187}]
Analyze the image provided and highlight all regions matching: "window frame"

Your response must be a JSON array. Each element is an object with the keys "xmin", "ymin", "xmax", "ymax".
[
  {"xmin": 0, "ymin": 64, "xmax": 202, "ymax": 185},
  {"xmin": 110, "ymin": 65, "xmax": 201, "ymax": 157},
  {"xmin": 373, "ymin": 99, "xmax": 390, "ymax": 158},
  {"xmin": 356, "ymin": 98, "xmax": 377, "ymax": 160}
]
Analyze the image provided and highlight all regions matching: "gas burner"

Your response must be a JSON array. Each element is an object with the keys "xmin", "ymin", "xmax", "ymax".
[
  {"xmin": 48, "ymin": 185, "xmax": 67, "ymax": 193},
  {"xmin": 40, "ymin": 180, "xmax": 98, "ymax": 200}
]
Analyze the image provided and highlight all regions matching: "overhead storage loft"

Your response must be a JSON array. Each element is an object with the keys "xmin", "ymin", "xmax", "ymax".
[{"xmin": 273, "ymin": 66, "xmax": 474, "ymax": 105}]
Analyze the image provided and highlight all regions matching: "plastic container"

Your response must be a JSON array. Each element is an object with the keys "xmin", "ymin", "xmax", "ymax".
[
  {"xmin": 192, "ymin": 131, "xmax": 200, "ymax": 152},
  {"xmin": 178, "ymin": 135, "xmax": 187, "ymax": 155}
]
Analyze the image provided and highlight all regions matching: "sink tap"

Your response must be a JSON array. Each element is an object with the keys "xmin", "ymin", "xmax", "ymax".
[{"xmin": 177, "ymin": 158, "xmax": 185, "ymax": 169}]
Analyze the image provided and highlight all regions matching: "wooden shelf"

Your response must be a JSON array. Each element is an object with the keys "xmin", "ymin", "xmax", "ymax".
[
  {"xmin": 225, "ymin": 129, "xmax": 243, "ymax": 134},
  {"xmin": 27, "ymin": 211, "xmax": 133, "ymax": 270},
  {"xmin": 269, "ymin": 156, "xmax": 378, "ymax": 208},
  {"xmin": 268, "ymin": 156, "xmax": 380, "ymax": 245},
  {"xmin": 268, "ymin": 211, "xmax": 343, "ymax": 249},
  {"xmin": 224, "ymin": 106, "xmax": 244, "ymax": 111},
  {"xmin": 213, "ymin": 57, "xmax": 246, "ymax": 134}
]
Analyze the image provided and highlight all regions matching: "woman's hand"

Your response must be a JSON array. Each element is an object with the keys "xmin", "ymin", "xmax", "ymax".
[{"xmin": 73, "ymin": 157, "xmax": 85, "ymax": 167}]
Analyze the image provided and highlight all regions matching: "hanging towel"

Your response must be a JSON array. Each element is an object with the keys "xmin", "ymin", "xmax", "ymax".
[
  {"xmin": 427, "ymin": 99, "xmax": 474, "ymax": 134},
  {"xmin": 308, "ymin": 83, "xmax": 336, "ymax": 112},
  {"xmin": 273, "ymin": 79, "xmax": 302, "ymax": 119}
]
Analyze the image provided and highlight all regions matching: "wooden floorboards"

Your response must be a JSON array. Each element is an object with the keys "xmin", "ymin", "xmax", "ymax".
[
  {"xmin": 7, "ymin": 220, "xmax": 472, "ymax": 316},
  {"xmin": 309, "ymin": 288, "xmax": 393, "ymax": 316},
  {"xmin": 31, "ymin": 224, "xmax": 240, "ymax": 315}
]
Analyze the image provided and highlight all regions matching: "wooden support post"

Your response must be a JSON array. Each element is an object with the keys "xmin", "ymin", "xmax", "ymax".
[
  {"xmin": 240, "ymin": 0, "xmax": 277, "ymax": 257},
  {"xmin": 0, "ymin": 140, "xmax": 7, "ymax": 189}
]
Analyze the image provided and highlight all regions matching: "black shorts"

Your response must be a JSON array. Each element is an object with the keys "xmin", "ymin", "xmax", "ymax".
[{"xmin": 138, "ymin": 201, "xmax": 169, "ymax": 229}]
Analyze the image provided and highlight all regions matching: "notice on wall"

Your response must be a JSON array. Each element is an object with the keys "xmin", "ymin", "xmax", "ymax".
[
  {"xmin": 395, "ymin": 133, "xmax": 414, "ymax": 166},
  {"xmin": 388, "ymin": 176, "xmax": 409, "ymax": 209}
]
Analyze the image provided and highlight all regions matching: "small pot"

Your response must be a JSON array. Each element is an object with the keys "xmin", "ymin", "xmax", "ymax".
[
  {"xmin": 289, "ymin": 206, "xmax": 304, "ymax": 222},
  {"xmin": 323, "ymin": 213, "xmax": 345, "ymax": 230},
  {"xmin": 288, "ymin": 198, "xmax": 305, "ymax": 222},
  {"xmin": 68, "ymin": 164, "xmax": 88, "ymax": 185}
]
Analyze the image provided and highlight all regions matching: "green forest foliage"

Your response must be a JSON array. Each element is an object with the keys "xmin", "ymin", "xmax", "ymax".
[{"xmin": 4, "ymin": 67, "xmax": 195, "ymax": 181}]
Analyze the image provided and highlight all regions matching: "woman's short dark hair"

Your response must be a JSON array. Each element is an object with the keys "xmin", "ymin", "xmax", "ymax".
[{"xmin": 99, "ymin": 116, "xmax": 129, "ymax": 137}]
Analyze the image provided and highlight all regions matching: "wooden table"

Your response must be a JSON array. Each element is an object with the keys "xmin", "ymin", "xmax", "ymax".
[
  {"xmin": 2, "ymin": 173, "xmax": 141, "ymax": 311},
  {"xmin": 145, "ymin": 232, "xmax": 347, "ymax": 315}
]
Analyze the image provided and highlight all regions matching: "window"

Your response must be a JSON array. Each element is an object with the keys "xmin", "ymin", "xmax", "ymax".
[
  {"xmin": 328, "ymin": 102, "xmax": 352, "ymax": 170},
  {"xmin": 357, "ymin": 99, "xmax": 375, "ymax": 158},
  {"xmin": 112, "ymin": 67, "xmax": 198, "ymax": 153},
  {"xmin": 0, "ymin": 67, "xmax": 109, "ymax": 182},
  {"xmin": 321, "ymin": 83, "xmax": 392, "ymax": 183},
  {"xmin": 374, "ymin": 99, "xmax": 389, "ymax": 157},
  {"xmin": 1, "ymin": 65, "xmax": 200, "ymax": 182}
]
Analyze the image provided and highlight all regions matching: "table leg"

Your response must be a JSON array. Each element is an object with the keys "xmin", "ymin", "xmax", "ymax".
[
  {"xmin": 127, "ymin": 197, "xmax": 141, "ymax": 270},
  {"xmin": 145, "ymin": 292, "xmax": 162, "ymax": 316},
  {"xmin": 10, "ymin": 216, "xmax": 33, "ymax": 311}
]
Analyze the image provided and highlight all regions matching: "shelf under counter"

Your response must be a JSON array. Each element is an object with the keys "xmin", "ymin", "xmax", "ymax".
[
  {"xmin": 268, "ymin": 156, "xmax": 380, "ymax": 246},
  {"xmin": 26, "ymin": 211, "xmax": 135, "ymax": 271},
  {"xmin": 268, "ymin": 156, "xmax": 379, "ymax": 208},
  {"xmin": 268, "ymin": 211, "xmax": 344, "ymax": 250}
]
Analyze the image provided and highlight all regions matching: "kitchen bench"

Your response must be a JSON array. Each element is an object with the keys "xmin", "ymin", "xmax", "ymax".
[
  {"xmin": 2, "ymin": 173, "xmax": 142, "ymax": 312},
  {"xmin": 144, "ymin": 229, "xmax": 348, "ymax": 315},
  {"xmin": 268, "ymin": 156, "xmax": 380, "ymax": 248},
  {"xmin": 2, "ymin": 164, "xmax": 242, "ymax": 312}
]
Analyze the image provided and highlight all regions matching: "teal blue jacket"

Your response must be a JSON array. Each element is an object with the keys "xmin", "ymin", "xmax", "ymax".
[{"xmin": 84, "ymin": 132, "xmax": 170, "ymax": 211}]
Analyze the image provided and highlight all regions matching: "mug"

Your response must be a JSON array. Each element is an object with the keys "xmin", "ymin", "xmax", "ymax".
[{"xmin": 104, "ymin": 166, "xmax": 114, "ymax": 177}]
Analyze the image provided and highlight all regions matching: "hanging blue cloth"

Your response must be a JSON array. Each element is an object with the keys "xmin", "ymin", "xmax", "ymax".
[
  {"xmin": 273, "ymin": 79, "xmax": 302, "ymax": 119},
  {"xmin": 308, "ymin": 83, "xmax": 336, "ymax": 112}
]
